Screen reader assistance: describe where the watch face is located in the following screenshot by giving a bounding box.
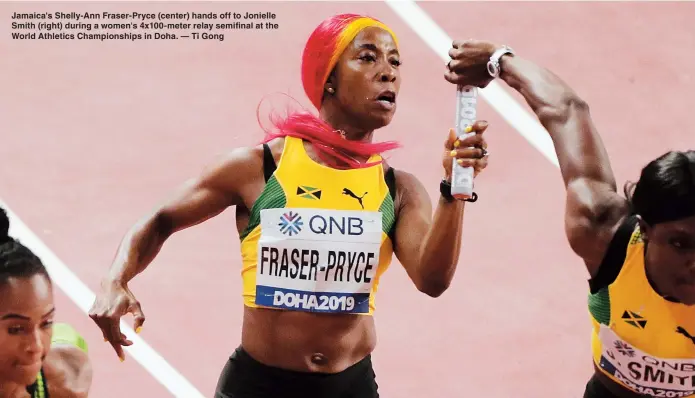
[487,61,498,76]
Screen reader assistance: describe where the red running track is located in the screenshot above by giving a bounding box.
[1,2,693,397]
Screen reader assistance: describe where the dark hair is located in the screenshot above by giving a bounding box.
[0,207,49,284]
[624,150,695,225]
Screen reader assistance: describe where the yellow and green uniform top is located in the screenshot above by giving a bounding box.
[26,323,88,398]
[239,136,397,315]
[588,216,695,396]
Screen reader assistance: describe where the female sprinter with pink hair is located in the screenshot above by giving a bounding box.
[88,13,490,397]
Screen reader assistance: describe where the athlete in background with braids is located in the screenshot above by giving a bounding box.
[88,13,490,398]
[445,39,695,397]
[0,207,92,398]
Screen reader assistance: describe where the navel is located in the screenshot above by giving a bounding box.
[310,352,327,365]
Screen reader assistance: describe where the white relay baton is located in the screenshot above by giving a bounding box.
[450,84,478,200]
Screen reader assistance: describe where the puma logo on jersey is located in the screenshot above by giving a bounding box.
[676,326,695,345]
[342,188,367,209]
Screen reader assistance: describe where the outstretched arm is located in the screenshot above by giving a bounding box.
[89,145,264,360]
[498,53,628,274]
[393,124,489,297]
[446,41,628,275]
[105,146,260,285]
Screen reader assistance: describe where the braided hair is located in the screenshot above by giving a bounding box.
[0,207,49,285]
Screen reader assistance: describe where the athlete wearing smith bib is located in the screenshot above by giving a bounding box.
[445,39,695,397]
[89,12,490,398]
[585,216,695,397]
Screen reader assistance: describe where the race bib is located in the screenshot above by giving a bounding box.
[255,208,383,314]
[598,324,695,397]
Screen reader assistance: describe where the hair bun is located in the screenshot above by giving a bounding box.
[0,207,11,244]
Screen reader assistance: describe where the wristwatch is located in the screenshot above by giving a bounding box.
[440,179,478,203]
[487,45,515,78]
[440,179,455,202]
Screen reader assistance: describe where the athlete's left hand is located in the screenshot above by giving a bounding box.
[442,120,490,180]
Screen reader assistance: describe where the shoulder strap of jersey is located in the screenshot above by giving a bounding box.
[262,143,277,183]
[26,368,48,398]
[588,214,639,294]
[384,166,396,201]
[384,166,397,240]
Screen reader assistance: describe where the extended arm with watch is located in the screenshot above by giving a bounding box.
[486,44,615,199]
[445,40,620,270]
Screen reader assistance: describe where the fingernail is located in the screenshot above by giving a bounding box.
[135,327,142,334]
[450,150,457,157]
[453,140,460,148]
[464,125,473,133]
[457,159,464,165]
[119,356,125,362]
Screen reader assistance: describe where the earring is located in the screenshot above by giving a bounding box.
[326,87,335,94]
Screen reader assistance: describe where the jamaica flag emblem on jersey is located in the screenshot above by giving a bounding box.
[297,186,322,200]
[621,310,647,329]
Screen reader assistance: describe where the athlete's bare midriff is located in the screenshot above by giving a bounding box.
[241,306,376,373]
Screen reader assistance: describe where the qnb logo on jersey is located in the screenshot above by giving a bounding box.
[278,211,303,236]
[308,214,364,236]
[613,340,635,358]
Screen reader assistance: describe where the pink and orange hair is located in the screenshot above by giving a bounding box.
[260,13,401,169]
[301,13,399,110]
